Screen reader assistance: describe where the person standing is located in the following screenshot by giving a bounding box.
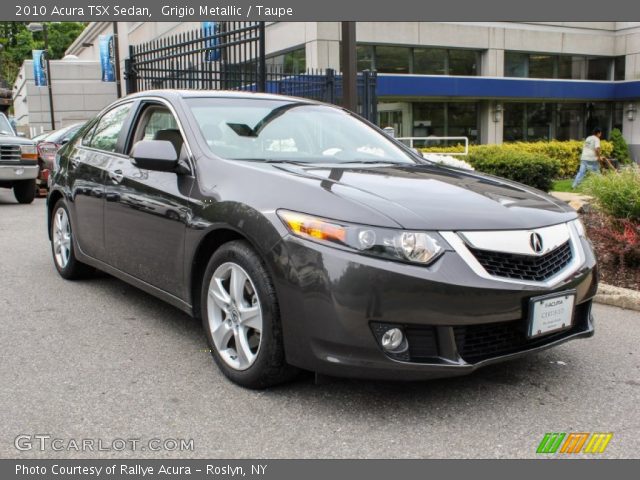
[572,127,603,189]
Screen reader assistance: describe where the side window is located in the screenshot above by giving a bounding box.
[142,109,178,140]
[88,103,132,153]
[81,122,97,147]
[130,105,184,158]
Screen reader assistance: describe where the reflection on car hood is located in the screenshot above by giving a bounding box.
[272,162,575,230]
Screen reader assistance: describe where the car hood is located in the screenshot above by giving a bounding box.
[0,134,35,146]
[268,162,576,231]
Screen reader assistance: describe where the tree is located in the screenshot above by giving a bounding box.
[609,128,631,165]
[0,22,86,87]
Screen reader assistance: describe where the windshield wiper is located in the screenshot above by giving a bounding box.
[337,160,409,165]
[235,158,312,165]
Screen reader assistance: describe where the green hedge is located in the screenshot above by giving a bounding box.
[467,149,561,192]
[582,167,640,221]
[421,140,613,178]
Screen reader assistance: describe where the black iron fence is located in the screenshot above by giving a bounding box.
[124,22,377,123]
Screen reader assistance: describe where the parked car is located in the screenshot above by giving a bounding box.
[47,91,598,388]
[0,112,38,204]
[34,123,83,194]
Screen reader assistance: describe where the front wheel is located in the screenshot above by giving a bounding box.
[50,200,92,279]
[13,179,36,204]
[201,240,298,389]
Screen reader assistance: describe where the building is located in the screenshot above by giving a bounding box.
[66,22,640,160]
[12,57,117,137]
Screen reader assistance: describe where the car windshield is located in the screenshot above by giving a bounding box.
[0,114,14,136]
[185,97,416,164]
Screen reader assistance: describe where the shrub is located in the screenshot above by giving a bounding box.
[609,128,631,164]
[582,166,640,221]
[421,140,613,178]
[467,150,561,192]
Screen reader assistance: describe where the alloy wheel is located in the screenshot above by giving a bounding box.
[53,207,72,269]
[207,262,263,371]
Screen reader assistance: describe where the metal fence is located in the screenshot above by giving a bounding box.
[124,22,378,122]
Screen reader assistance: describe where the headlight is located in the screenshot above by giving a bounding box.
[571,218,586,237]
[277,210,446,265]
[20,144,38,161]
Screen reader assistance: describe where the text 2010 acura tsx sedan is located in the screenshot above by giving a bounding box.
[47,91,597,388]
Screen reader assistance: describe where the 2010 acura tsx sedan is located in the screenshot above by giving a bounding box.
[47,90,597,388]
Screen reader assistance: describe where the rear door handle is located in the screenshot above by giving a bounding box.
[109,169,124,183]
[70,156,81,168]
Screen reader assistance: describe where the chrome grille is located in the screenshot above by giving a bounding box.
[468,241,573,282]
[0,144,21,161]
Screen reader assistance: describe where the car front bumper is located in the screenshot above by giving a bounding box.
[0,163,39,181]
[270,234,597,381]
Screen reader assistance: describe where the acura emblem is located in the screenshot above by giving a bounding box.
[530,232,543,254]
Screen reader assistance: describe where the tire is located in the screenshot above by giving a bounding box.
[201,240,298,389]
[13,179,36,204]
[50,199,93,279]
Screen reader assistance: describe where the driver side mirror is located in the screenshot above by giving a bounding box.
[131,140,179,172]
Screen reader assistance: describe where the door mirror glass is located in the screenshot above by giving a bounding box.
[131,140,178,172]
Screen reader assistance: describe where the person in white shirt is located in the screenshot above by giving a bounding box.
[572,127,603,189]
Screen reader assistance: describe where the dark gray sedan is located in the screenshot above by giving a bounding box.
[47,91,597,388]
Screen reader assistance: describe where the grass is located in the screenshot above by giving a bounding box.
[551,179,580,193]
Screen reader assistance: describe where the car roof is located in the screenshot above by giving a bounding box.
[123,89,327,105]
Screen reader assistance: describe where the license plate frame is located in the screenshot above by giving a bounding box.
[528,290,576,339]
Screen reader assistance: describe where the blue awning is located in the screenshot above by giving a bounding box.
[376,74,640,101]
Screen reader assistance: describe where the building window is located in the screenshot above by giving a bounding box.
[357,45,375,71]
[557,56,586,80]
[357,45,480,76]
[614,56,626,81]
[613,102,624,131]
[266,48,306,74]
[585,102,611,136]
[448,49,478,76]
[505,52,617,80]
[587,57,611,80]
[556,104,585,141]
[375,46,411,74]
[505,102,616,142]
[526,103,554,141]
[504,103,553,141]
[504,52,528,78]
[528,54,555,79]
[412,102,479,144]
[447,102,479,142]
[413,48,447,75]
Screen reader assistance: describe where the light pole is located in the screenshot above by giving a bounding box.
[27,22,55,130]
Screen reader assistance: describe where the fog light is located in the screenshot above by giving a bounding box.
[381,328,404,351]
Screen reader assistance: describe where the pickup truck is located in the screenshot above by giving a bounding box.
[0,113,39,204]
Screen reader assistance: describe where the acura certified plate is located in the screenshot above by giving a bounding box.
[528,291,575,339]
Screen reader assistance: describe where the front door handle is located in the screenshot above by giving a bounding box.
[69,156,81,168]
[109,169,124,184]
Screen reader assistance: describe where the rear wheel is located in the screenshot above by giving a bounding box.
[201,241,298,389]
[50,200,92,279]
[13,179,36,204]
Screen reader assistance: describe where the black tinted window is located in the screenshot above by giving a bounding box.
[89,103,132,153]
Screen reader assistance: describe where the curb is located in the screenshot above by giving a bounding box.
[594,283,640,312]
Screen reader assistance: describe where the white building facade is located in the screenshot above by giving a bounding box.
[65,21,640,159]
[12,58,117,137]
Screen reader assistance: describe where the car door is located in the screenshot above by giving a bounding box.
[104,100,195,298]
[66,102,133,261]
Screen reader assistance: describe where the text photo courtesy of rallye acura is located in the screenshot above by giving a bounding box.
[46,90,597,389]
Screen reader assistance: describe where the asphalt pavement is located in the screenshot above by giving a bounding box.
[1,190,639,458]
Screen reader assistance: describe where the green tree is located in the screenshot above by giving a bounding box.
[0,22,86,87]
[609,128,631,164]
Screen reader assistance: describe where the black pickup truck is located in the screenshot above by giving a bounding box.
[0,112,38,204]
